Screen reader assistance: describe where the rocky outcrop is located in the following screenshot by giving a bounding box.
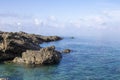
[0,31,62,62]
[62,49,71,53]
[13,46,62,65]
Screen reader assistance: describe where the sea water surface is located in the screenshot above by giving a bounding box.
[1,37,120,80]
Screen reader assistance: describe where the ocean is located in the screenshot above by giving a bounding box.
[1,37,120,80]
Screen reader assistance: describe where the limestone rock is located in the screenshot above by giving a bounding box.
[0,31,62,62]
[13,46,62,65]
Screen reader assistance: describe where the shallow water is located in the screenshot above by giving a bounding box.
[1,38,120,80]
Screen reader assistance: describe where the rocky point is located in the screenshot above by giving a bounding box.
[0,31,62,65]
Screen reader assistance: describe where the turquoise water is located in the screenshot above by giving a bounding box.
[1,38,120,80]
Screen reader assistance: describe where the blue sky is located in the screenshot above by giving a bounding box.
[0,0,119,19]
[0,0,120,39]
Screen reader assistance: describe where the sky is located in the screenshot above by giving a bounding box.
[0,0,120,40]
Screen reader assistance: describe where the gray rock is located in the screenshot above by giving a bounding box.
[0,31,62,62]
[62,49,71,53]
[13,46,62,65]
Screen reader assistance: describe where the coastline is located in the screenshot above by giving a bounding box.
[0,31,62,65]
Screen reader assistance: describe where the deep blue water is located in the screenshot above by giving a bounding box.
[1,38,120,80]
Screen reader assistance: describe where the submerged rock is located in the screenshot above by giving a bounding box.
[13,46,62,65]
[62,49,71,53]
[0,78,8,80]
[0,31,62,62]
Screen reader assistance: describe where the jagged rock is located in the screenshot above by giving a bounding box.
[13,46,62,65]
[0,31,62,62]
[62,49,71,53]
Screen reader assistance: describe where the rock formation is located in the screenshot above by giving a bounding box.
[62,49,71,53]
[13,46,62,65]
[0,31,62,63]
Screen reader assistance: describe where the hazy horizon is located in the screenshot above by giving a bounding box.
[0,0,120,41]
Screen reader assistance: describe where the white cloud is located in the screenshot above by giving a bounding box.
[34,18,43,26]
[17,22,21,26]
[103,10,120,17]
[48,16,56,21]
[0,10,120,37]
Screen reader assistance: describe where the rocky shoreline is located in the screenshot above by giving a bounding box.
[0,31,62,65]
